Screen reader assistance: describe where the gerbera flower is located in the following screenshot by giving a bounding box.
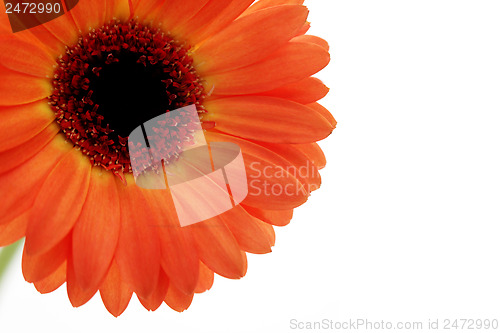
[0,0,335,316]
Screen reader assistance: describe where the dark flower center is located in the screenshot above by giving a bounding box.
[49,20,206,180]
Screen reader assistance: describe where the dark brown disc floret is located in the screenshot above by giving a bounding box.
[49,20,207,181]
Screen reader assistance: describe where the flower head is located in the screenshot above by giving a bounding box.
[0,0,335,316]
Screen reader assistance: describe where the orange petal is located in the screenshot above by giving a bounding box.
[67,0,106,33]
[0,101,55,152]
[204,96,333,143]
[128,0,140,8]
[0,211,29,246]
[188,0,254,46]
[307,102,337,127]
[144,190,200,295]
[194,261,214,293]
[257,77,329,104]
[33,261,67,294]
[0,36,56,77]
[0,124,58,175]
[205,131,309,209]
[0,1,11,33]
[291,34,329,51]
[138,269,169,311]
[66,254,99,307]
[128,0,141,13]
[105,0,132,22]
[221,206,274,254]
[155,0,209,33]
[165,283,194,312]
[30,29,66,56]
[242,0,304,16]
[0,65,51,106]
[131,0,164,23]
[256,141,322,192]
[35,15,79,54]
[255,218,276,246]
[242,205,294,227]
[172,0,233,39]
[22,235,71,283]
[25,149,92,255]
[206,41,330,95]
[114,176,161,299]
[292,142,327,170]
[0,135,72,226]
[195,5,307,74]
[99,260,133,317]
[188,216,247,279]
[72,167,120,291]
[297,21,310,36]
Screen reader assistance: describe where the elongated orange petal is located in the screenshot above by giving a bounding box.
[255,219,276,246]
[0,65,51,106]
[0,1,10,33]
[25,149,92,255]
[221,206,274,254]
[307,102,337,127]
[0,211,29,246]
[144,190,200,295]
[0,124,58,174]
[257,77,329,104]
[129,0,140,10]
[291,34,329,51]
[297,21,310,36]
[34,33,64,57]
[105,0,132,22]
[66,255,99,307]
[206,41,330,95]
[194,262,214,293]
[195,5,307,74]
[204,96,333,143]
[256,141,322,192]
[0,101,55,152]
[172,0,233,39]
[188,216,247,279]
[35,15,79,53]
[189,0,254,46]
[292,142,327,170]
[33,262,67,294]
[242,205,294,227]
[205,131,309,209]
[131,0,164,23]
[22,235,70,283]
[0,36,56,77]
[138,270,169,311]
[165,284,194,312]
[67,0,106,33]
[115,176,161,299]
[0,135,71,226]
[155,0,209,33]
[72,168,120,291]
[242,0,304,16]
[100,261,133,317]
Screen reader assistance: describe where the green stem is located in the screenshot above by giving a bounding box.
[0,240,22,285]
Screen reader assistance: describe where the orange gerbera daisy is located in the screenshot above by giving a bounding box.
[0,0,335,316]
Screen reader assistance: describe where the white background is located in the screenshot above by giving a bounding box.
[2,1,500,332]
